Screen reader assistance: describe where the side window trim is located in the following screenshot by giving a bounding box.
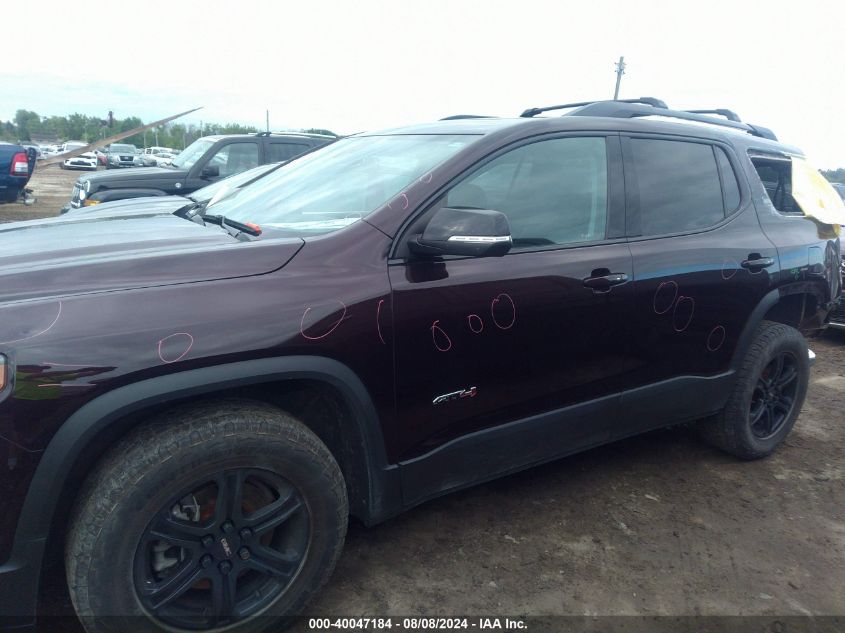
[390,132,625,261]
[621,133,749,241]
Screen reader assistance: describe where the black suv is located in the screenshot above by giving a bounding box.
[0,99,841,633]
[66,131,335,210]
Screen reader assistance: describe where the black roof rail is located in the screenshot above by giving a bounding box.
[520,97,668,118]
[564,101,778,142]
[685,108,742,122]
[440,114,494,120]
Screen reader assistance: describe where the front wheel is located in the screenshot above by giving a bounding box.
[66,399,348,633]
[699,320,809,459]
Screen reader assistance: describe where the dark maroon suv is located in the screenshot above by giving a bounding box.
[0,99,841,633]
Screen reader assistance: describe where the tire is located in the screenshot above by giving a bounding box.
[66,399,348,633]
[699,320,809,459]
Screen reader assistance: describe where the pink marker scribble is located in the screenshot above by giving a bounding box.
[706,326,726,352]
[467,314,484,334]
[491,293,516,330]
[300,300,347,341]
[431,320,452,352]
[157,332,194,364]
[652,281,678,315]
[672,296,695,333]
[720,259,739,280]
[0,301,63,345]
[419,172,433,184]
[387,193,409,211]
[376,299,386,345]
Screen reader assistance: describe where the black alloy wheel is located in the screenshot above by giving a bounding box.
[748,350,800,440]
[133,468,310,630]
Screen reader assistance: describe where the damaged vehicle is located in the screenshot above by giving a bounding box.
[0,99,841,633]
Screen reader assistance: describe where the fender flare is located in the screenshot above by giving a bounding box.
[13,356,400,552]
[730,282,828,371]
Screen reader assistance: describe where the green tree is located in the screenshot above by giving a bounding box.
[822,168,845,184]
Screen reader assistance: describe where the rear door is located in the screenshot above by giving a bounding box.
[389,134,639,491]
[619,134,777,435]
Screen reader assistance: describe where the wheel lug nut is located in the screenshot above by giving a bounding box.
[239,528,252,540]
[218,560,232,574]
[221,521,234,534]
[200,554,213,569]
[238,547,251,561]
[202,535,215,548]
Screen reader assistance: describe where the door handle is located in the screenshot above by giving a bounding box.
[582,272,629,292]
[741,256,775,271]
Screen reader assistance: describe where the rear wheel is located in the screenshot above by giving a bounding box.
[699,320,809,459]
[66,399,348,633]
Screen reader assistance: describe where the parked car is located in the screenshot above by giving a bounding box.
[61,151,98,171]
[105,143,141,169]
[1,99,842,633]
[68,132,334,209]
[62,160,284,215]
[0,141,34,202]
[141,146,177,166]
[829,183,845,330]
[58,140,88,156]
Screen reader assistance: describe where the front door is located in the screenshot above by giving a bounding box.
[389,134,640,498]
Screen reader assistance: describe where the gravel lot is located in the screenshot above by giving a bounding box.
[8,165,845,630]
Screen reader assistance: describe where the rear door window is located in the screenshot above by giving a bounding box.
[268,143,310,163]
[630,138,726,236]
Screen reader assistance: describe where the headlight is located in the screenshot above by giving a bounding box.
[79,188,86,200]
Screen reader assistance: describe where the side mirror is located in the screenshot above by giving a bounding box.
[408,207,512,258]
[201,164,220,179]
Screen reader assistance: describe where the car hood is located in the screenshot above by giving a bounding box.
[79,166,187,186]
[70,195,190,216]
[0,213,304,302]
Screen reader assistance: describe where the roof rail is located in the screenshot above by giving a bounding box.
[561,101,778,141]
[520,97,667,118]
[254,131,339,138]
[685,108,742,122]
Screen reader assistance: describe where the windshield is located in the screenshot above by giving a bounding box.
[171,139,214,169]
[110,144,135,153]
[209,134,474,236]
[192,162,283,203]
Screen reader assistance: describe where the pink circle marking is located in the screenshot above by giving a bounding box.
[376,299,386,345]
[653,281,678,315]
[706,325,726,351]
[0,301,63,345]
[300,300,347,341]
[721,259,738,280]
[491,293,516,330]
[157,332,194,364]
[431,320,452,352]
[467,314,484,334]
[672,296,695,332]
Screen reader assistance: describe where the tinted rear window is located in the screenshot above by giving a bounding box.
[631,138,725,236]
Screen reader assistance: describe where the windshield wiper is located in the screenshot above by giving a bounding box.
[202,213,262,241]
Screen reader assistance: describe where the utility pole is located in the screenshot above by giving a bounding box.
[613,56,626,100]
[266,110,270,133]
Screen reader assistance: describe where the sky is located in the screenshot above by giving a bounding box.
[2,0,844,167]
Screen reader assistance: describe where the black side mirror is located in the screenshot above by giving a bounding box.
[408,207,512,258]
[201,164,220,179]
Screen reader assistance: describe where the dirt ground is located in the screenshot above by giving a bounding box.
[10,165,845,629]
[0,163,86,223]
